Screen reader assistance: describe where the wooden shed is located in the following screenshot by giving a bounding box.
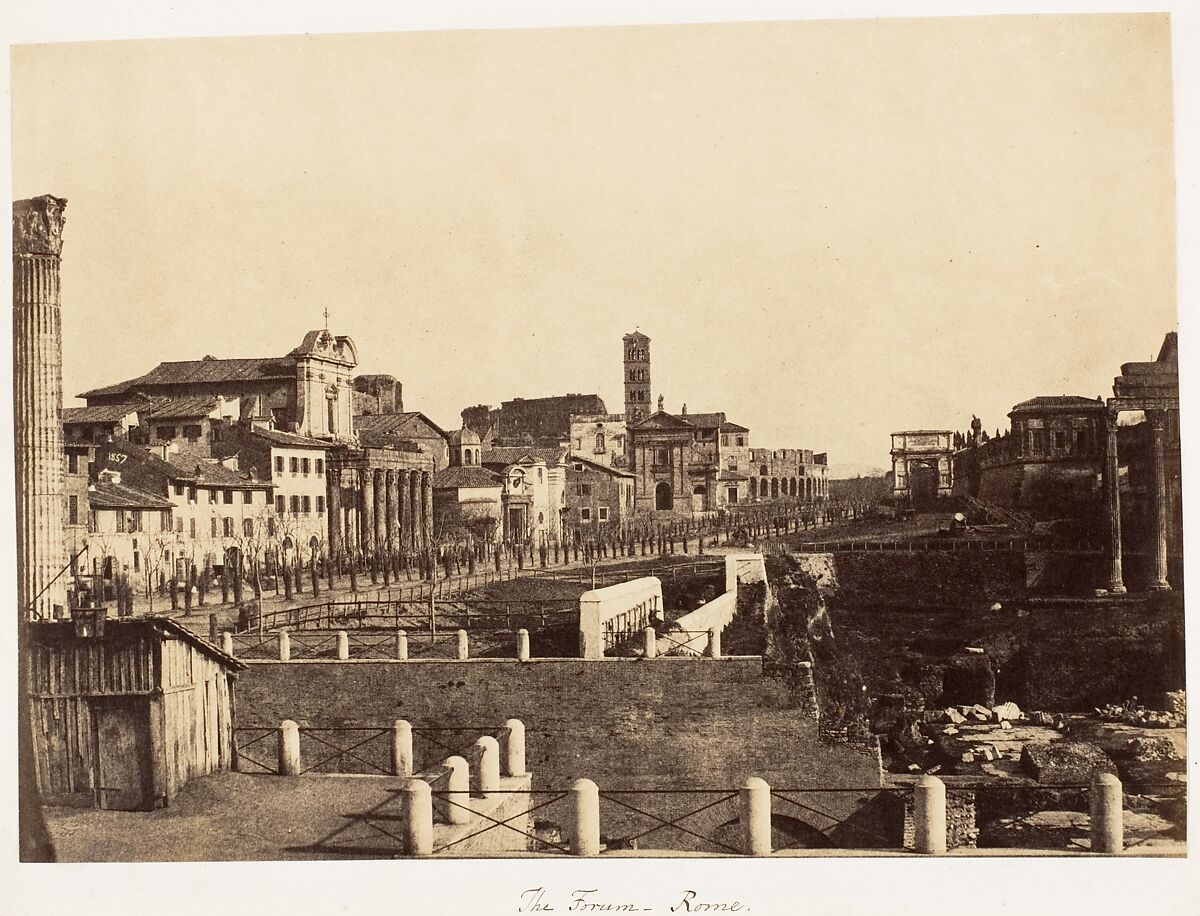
[26,615,246,810]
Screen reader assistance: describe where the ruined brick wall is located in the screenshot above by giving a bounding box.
[831,551,1027,602]
[236,657,891,849]
[903,789,978,849]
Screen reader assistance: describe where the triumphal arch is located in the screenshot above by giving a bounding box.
[890,430,954,503]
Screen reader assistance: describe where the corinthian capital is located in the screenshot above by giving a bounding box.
[13,195,68,257]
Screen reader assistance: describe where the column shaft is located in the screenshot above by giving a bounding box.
[1103,410,1126,594]
[1149,412,1171,590]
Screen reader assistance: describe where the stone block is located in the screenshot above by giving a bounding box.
[992,701,1022,722]
[1019,742,1116,785]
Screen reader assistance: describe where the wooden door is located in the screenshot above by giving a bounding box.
[93,700,150,810]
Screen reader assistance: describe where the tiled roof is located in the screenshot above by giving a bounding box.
[432,466,501,489]
[79,355,295,399]
[482,446,568,466]
[165,458,271,488]
[568,455,635,478]
[63,402,144,425]
[143,396,222,420]
[249,427,330,450]
[89,481,174,510]
[683,412,725,429]
[719,421,750,434]
[354,412,450,440]
[1011,395,1104,412]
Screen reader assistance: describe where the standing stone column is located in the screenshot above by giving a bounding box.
[385,469,398,561]
[1102,408,1126,595]
[14,195,68,619]
[327,466,343,561]
[409,471,420,549]
[374,469,387,554]
[422,471,433,548]
[360,468,374,554]
[397,469,410,552]
[1149,410,1171,591]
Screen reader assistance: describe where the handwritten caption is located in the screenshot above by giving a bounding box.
[519,887,749,913]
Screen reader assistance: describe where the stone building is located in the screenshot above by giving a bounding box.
[568,413,628,468]
[564,455,636,534]
[480,446,567,545]
[462,394,607,447]
[85,470,175,595]
[352,374,403,415]
[431,466,503,542]
[14,195,69,619]
[80,329,359,441]
[353,411,450,471]
[746,448,829,503]
[628,402,706,516]
[890,431,955,503]
[951,397,1105,514]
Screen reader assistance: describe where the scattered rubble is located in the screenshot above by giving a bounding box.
[1127,736,1180,762]
[1095,698,1182,729]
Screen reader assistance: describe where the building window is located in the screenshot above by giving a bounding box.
[655,448,669,466]
[67,452,78,474]
[67,495,78,525]
[116,511,127,534]
[737,437,745,447]
[131,510,143,532]
[316,495,325,515]
[276,495,286,514]
[133,551,140,572]
[595,432,605,453]
[188,487,197,504]
[581,508,591,521]
[223,517,235,538]
[189,518,196,538]
[156,425,177,440]
[302,495,312,514]
[573,462,584,471]
[211,517,219,538]
[291,495,301,514]
[223,489,234,504]
[243,518,254,538]
[243,490,253,504]
[275,456,285,474]
[174,483,184,497]
[184,424,202,442]
[578,483,591,496]
[1053,430,1067,451]
[290,457,300,475]
[161,511,170,532]
[727,458,737,471]
[315,458,324,476]
[598,506,609,522]
[537,468,543,483]
[302,457,311,476]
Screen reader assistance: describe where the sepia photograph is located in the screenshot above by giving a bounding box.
[4,2,1198,913]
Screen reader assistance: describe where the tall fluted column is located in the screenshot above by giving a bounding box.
[1149,411,1171,591]
[14,195,68,619]
[1102,409,1126,595]
[422,471,433,548]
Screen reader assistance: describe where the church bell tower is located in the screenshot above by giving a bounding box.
[623,331,652,424]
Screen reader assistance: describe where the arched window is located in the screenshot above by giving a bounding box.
[596,431,605,452]
[771,478,779,499]
[749,478,758,498]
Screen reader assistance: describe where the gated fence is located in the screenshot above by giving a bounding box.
[243,596,578,634]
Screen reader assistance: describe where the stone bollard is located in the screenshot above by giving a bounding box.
[475,736,500,798]
[569,777,601,856]
[401,778,433,856]
[1090,772,1123,854]
[456,629,469,660]
[392,719,413,777]
[444,755,471,825]
[706,627,722,659]
[336,630,350,661]
[502,718,527,777]
[914,775,947,854]
[278,720,301,776]
[221,630,234,657]
[516,628,531,662]
[740,776,771,856]
[395,629,409,660]
[643,627,657,659]
[277,630,291,662]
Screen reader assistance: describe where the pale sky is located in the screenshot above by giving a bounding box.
[11,14,1178,475]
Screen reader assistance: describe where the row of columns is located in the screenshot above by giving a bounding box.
[327,466,433,560]
[1102,409,1172,594]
